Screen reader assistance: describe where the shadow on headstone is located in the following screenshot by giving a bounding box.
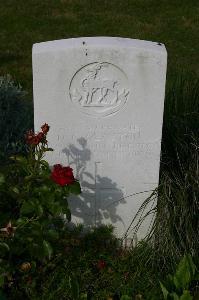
[62,137,125,228]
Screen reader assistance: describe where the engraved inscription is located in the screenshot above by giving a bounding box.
[69,62,129,116]
[53,124,161,164]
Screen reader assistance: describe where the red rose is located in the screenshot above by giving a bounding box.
[37,131,45,140]
[25,130,45,145]
[36,131,46,144]
[51,164,75,186]
[97,259,106,270]
[41,123,50,134]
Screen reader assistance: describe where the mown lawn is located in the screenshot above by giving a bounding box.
[0,0,199,97]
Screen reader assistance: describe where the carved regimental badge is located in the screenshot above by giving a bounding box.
[69,62,129,117]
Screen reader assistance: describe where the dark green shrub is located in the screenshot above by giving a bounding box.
[0,75,33,161]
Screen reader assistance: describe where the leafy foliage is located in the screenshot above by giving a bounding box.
[0,124,81,298]
[0,75,33,161]
[160,254,198,300]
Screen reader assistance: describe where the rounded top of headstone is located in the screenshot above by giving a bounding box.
[33,37,167,55]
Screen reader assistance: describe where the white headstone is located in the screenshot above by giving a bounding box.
[33,37,167,241]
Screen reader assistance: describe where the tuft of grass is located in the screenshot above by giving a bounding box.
[153,137,198,272]
[123,73,199,277]
[162,72,199,173]
[155,73,199,269]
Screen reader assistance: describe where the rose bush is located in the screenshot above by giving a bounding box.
[0,124,81,297]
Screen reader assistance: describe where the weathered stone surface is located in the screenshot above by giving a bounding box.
[33,37,167,241]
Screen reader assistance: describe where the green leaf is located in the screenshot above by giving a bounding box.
[16,217,28,226]
[21,201,43,217]
[186,254,196,279]
[47,229,59,241]
[12,155,27,164]
[40,160,50,168]
[43,240,53,260]
[179,290,193,300]
[48,202,63,215]
[69,181,81,195]
[12,187,19,194]
[160,281,169,299]
[174,255,194,289]
[43,148,53,152]
[21,201,35,215]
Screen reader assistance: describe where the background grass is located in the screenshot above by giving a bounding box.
[0,0,199,97]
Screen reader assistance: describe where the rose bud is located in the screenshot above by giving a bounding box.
[41,123,50,134]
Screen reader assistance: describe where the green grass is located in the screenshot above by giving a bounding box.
[0,0,199,97]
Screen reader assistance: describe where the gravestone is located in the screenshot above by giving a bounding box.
[33,37,167,242]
